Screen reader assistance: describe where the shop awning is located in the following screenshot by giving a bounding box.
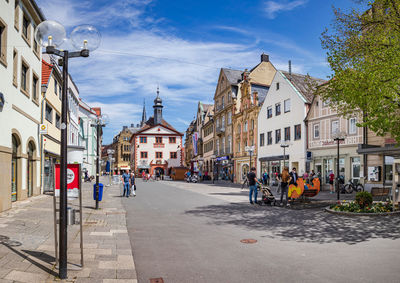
[357,144,400,157]
[259,155,289,162]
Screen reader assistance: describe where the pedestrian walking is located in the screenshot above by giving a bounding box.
[121,170,131,197]
[247,167,262,204]
[262,170,269,185]
[130,172,136,197]
[279,167,292,207]
[329,170,335,194]
[289,167,298,186]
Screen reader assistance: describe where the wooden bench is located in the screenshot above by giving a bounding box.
[371,187,390,201]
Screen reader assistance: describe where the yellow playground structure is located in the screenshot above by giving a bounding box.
[288,178,321,199]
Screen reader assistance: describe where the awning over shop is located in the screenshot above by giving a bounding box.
[357,144,400,158]
[259,155,289,162]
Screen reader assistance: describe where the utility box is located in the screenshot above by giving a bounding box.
[93,183,103,201]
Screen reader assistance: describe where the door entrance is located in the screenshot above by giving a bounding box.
[27,142,34,197]
[11,135,19,202]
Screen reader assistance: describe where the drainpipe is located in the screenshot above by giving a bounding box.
[40,87,47,195]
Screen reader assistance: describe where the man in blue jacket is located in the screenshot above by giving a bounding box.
[121,170,130,197]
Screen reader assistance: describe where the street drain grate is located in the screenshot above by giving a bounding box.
[240,239,257,244]
[150,278,164,283]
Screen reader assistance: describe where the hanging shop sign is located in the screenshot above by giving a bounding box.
[55,163,81,198]
[216,156,229,161]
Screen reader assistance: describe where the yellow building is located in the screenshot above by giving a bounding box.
[40,57,62,192]
[232,54,276,183]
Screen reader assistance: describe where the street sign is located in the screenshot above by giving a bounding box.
[39,124,48,134]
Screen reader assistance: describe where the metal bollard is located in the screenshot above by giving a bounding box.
[67,207,76,225]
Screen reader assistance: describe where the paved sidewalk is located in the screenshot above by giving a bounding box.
[0,177,137,283]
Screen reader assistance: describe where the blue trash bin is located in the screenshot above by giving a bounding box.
[93,183,103,201]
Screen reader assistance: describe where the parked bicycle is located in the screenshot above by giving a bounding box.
[344,179,364,193]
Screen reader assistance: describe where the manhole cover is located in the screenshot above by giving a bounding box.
[240,239,257,244]
[150,278,164,283]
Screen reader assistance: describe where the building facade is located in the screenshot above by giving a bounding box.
[0,0,44,211]
[78,99,99,176]
[305,93,363,188]
[40,57,62,192]
[201,104,214,179]
[257,70,323,180]
[184,119,195,169]
[112,126,134,174]
[213,68,242,181]
[233,54,276,183]
[132,90,183,176]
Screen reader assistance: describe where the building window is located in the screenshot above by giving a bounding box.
[0,18,7,67]
[221,96,224,109]
[32,74,38,102]
[227,111,232,125]
[349,118,357,134]
[267,106,272,118]
[14,1,19,30]
[275,129,281,144]
[13,49,18,86]
[275,103,281,116]
[284,99,291,113]
[294,124,301,140]
[22,14,30,45]
[284,127,290,141]
[169,137,176,143]
[313,124,320,139]
[260,133,265,147]
[237,124,241,134]
[140,152,148,159]
[54,79,58,95]
[221,115,225,127]
[276,82,280,90]
[170,152,177,159]
[244,121,248,132]
[45,103,53,122]
[155,137,162,143]
[21,60,29,94]
[156,152,163,159]
[331,120,339,136]
[251,119,254,130]
[323,98,330,107]
[55,113,60,129]
[267,131,272,145]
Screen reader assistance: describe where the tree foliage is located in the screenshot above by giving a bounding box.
[320,0,400,143]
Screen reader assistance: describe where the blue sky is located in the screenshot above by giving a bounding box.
[36,0,366,144]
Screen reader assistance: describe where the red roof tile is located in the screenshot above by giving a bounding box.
[41,60,53,86]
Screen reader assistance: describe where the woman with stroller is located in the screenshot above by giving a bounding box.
[279,167,292,207]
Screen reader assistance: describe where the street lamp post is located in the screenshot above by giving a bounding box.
[107,149,115,186]
[91,116,108,209]
[245,146,255,173]
[35,20,101,279]
[333,131,347,201]
[280,141,289,170]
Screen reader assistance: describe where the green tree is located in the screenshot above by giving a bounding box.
[320,0,400,143]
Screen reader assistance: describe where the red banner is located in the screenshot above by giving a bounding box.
[55,164,80,197]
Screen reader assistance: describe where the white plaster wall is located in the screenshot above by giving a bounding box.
[257,71,308,177]
[0,1,42,191]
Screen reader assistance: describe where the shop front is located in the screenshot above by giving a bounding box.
[215,156,233,182]
[310,146,363,189]
[43,151,60,193]
[259,155,289,181]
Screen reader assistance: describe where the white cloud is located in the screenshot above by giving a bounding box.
[264,0,308,19]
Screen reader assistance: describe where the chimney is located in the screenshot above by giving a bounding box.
[261,53,269,62]
[288,60,292,77]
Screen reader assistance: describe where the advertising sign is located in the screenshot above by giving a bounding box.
[192,132,198,156]
[216,156,229,161]
[55,164,80,198]
[39,124,48,134]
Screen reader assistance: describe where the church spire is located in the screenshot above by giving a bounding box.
[153,86,163,125]
[140,99,147,127]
